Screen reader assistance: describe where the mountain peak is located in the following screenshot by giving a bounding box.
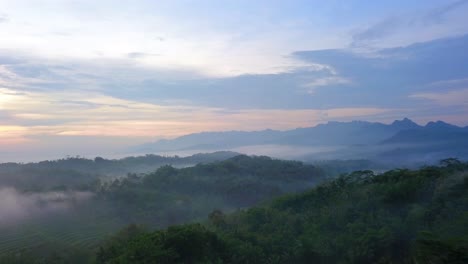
[425,121,458,129]
[391,118,419,129]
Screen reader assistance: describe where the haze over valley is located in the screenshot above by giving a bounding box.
[135,118,468,167]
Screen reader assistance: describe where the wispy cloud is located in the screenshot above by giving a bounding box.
[351,0,468,48]
[0,87,396,144]
[0,1,336,77]
[427,78,468,89]
[303,76,351,94]
[352,16,402,46]
[421,0,468,24]
[0,14,8,23]
[127,52,160,59]
[410,88,468,106]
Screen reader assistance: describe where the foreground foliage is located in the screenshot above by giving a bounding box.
[98,159,468,264]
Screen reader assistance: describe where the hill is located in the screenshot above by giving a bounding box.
[0,155,325,262]
[96,159,468,264]
[0,151,239,191]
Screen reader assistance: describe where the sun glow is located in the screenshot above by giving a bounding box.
[0,89,19,107]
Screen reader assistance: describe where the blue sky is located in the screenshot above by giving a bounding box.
[0,0,467,160]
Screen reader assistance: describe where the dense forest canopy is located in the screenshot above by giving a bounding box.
[96,158,468,264]
[0,151,239,191]
[1,157,466,263]
[0,154,325,262]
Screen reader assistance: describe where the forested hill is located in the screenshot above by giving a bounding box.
[97,159,468,264]
[97,155,326,226]
[0,151,239,191]
[0,155,326,263]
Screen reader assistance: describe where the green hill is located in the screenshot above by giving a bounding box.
[96,158,468,264]
[0,155,325,263]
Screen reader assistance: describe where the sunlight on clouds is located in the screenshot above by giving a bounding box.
[13,113,53,120]
[325,108,389,118]
[0,125,30,145]
[0,1,343,77]
[0,89,18,105]
[0,87,393,145]
[304,76,352,94]
[0,67,19,88]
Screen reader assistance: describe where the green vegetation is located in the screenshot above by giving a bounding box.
[310,159,388,176]
[96,159,468,264]
[0,155,325,262]
[0,152,239,191]
[96,155,325,227]
[1,156,466,263]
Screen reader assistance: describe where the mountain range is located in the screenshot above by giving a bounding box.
[134,118,468,166]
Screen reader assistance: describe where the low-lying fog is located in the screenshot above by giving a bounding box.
[0,188,93,225]
[132,143,446,166]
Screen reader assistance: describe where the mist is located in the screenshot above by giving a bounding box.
[0,187,93,225]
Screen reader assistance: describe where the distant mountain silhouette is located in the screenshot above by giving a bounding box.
[135,118,428,151]
[133,118,468,165]
[275,118,421,146]
[382,121,468,144]
[391,117,421,130]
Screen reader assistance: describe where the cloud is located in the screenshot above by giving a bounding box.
[0,79,406,161]
[0,127,30,146]
[1,34,467,122]
[409,88,468,106]
[351,0,468,48]
[421,0,468,24]
[352,16,402,45]
[127,52,160,59]
[303,76,351,94]
[0,50,334,109]
[427,78,468,89]
[0,0,361,78]
[0,14,8,23]
[0,30,466,154]
[294,34,468,108]
[0,87,395,138]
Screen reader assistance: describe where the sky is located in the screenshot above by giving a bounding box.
[0,0,468,161]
